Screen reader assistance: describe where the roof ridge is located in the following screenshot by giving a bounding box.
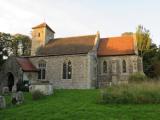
[54,34,96,39]
[32,22,46,28]
[102,35,133,39]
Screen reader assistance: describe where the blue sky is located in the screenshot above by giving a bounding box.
[0,0,159,45]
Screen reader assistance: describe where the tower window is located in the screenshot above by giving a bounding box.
[38,33,40,37]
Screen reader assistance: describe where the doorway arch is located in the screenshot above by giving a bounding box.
[7,72,14,91]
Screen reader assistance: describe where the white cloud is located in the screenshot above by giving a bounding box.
[0,0,159,45]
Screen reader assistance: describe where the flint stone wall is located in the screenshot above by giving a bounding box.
[98,55,143,87]
[29,54,95,89]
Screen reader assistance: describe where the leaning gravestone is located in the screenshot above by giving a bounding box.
[0,96,6,109]
[2,87,9,94]
[11,91,24,105]
[16,91,24,104]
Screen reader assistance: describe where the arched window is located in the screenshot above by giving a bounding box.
[38,61,46,80]
[103,61,107,73]
[63,62,67,79]
[62,61,72,79]
[42,69,46,79]
[68,61,72,79]
[122,60,126,73]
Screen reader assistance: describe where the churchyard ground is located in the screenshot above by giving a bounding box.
[0,89,160,120]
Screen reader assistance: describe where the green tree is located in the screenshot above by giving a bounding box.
[136,25,151,56]
[143,43,157,78]
[12,34,31,56]
[0,32,12,66]
[152,46,160,78]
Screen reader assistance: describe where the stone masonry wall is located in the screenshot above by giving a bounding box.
[0,57,23,92]
[98,55,143,87]
[31,27,46,56]
[29,54,93,89]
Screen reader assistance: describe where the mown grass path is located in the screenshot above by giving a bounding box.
[0,90,160,120]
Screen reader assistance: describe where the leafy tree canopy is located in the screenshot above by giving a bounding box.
[0,32,12,66]
[0,32,31,67]
[12,34,31,56]
[136,25,151,57]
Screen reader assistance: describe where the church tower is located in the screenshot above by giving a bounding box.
[31,22,55,56]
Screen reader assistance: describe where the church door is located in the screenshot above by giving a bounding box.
[8,73,14,91]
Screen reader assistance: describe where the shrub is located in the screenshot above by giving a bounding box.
[129,72,148,83]
[100,82,160,104]
[32,90,45,100]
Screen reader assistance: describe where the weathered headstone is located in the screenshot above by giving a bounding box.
[12,86,17,93]
[11,91,24,105]
[16,91,24,104]
[0,96,6,109]
[11,93,17,105]
[2,87,9,94]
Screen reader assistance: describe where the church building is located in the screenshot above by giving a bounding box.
[0,23,143,91]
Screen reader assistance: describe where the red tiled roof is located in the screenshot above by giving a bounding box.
[38,35,96,55]
[98,36,135,56]
[16,57,37,72]
[32,22,55,33]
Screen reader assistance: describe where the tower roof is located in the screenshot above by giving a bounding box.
[32,22,55,33]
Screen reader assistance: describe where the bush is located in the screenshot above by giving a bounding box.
[100,82,160,104]
[129,72,148,83]
[32,90,45,100]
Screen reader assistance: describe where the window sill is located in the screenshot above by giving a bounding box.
[61,79,72,80]
[101,73,109,75]
[37,80,49,83]
[121,73,128,75]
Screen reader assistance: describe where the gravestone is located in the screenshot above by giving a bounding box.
[11,93,17,105]
[16,91,24,104]
[11,91,24,105]
[2,87,9,94]
[12,86,17,93]
[0,96,6,109]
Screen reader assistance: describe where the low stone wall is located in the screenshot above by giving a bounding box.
[29,82,53,95]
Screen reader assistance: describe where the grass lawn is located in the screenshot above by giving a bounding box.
[0,89,160,120]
